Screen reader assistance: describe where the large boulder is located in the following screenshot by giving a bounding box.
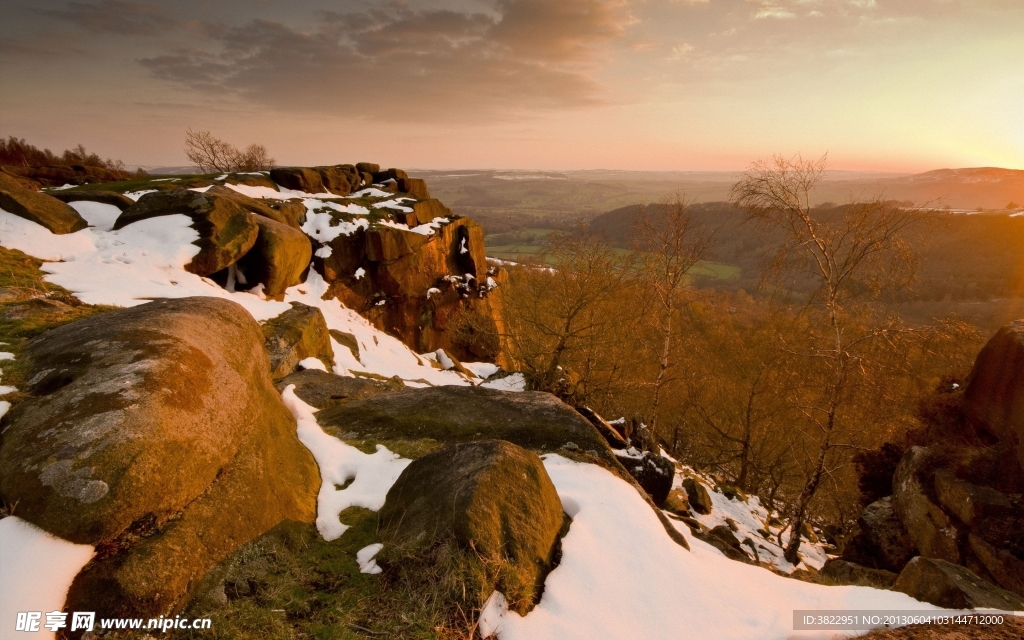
[0,171,88,234]
[113,189,259,276]
[262,302,334,379]
[892,446,961,563]
[378,440,565,613]
[236,215,312,298]
[683,477,714,515]
[316,166,353,197]
[0,297,319,617]
[893,557,1024,610]
[964,320,1024,470]
[620,451,675,506]
[934,469,1014,529]
[275,369,403,410]
[204,184,295,227]
[270,167,325,194]
[842,497,917,573]
[315,386,614,461]
[397,177,430,199]
[820,558,898,589]
[316,214,498,362]
[49,189,136,210]
[968,534,1024,598]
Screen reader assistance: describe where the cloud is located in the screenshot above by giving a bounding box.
[138,0,634,122]
[37,1,177,36]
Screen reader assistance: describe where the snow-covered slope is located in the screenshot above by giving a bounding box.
[0,186,936,640]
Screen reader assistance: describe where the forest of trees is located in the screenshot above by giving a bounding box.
[0,136,132,172]
[495,155,989,560]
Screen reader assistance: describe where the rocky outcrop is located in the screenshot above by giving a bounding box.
[684,477,714,515]
[262,302,334,379]
[49,189,136,210]
[0,297,319,618]
[2,163,136,187]
[275,369,403,410]
[0,172,88,234]
[378,440,565,613]
[313,196,503,363]
[965,320,1024,471]
[893,557,1024,610]
[892,446,961,564]
[270,167,326,194]
[842,497,917,573]
[316,385,689,550]
[820,558,898,588]
[620,451,675,506]
[114,189,259,276]
[236,215,312,298]
[204,184,297,228]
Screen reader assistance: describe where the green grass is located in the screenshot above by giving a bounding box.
[0,247,115,407]
[486,243,740,280]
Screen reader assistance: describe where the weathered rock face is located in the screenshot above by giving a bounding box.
[576,406,629,449]
[820,558,898,589]
[49,189,136,210]
[663,488,690,516]
[275,369,403,410]
[0,172,89,234]
[316,386,613,460]
[270,167,326,194]
[314,203,503,363]
[965,319,1024,472]
[683,477,714,515]
[2,163,135,187]
[378,440,565,613]
[842,497,917,573]
[262,302,334,379]
[204,184,296,228]
[893,557,1024,610]
[892,447,961,564]
[620,452,675,506]
[114,189,259,276]
[237,216,312,298]
[0,297,319,617]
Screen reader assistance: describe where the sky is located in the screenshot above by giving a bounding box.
[1,0,1022,172]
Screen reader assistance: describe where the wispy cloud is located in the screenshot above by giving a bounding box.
[138,0,635,122]
[37,0,177,36]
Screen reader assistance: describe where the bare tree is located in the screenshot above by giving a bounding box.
[499,227,639,401]
[633,195,712,439]
[732,153,923,564]
[184,129,275,173]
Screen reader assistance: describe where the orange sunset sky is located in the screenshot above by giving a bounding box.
[1,0,1022,172]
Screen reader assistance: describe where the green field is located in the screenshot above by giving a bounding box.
[486,230,740,280]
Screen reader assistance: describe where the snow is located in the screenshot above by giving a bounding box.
[435,349,455,370]
[372,199,414,213]
[0,209,476,386]
[297,357,328,372]
[463,362,501,379]
[0,401,9,420]
[669,467,828,573]
[67,200,121,231]
[356,543,384,575]
[354,267,365,280]
[46,184,76,191]
[0,517,95,640]
[301,210,369,243]
[314,245,333,258]
[0,352,13,361]
[281,386,412,541]
[479,455,936,640]
[123,189,157,201]
[426,287,441,298]
[481,372,526,392]
[304,199,369,216]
